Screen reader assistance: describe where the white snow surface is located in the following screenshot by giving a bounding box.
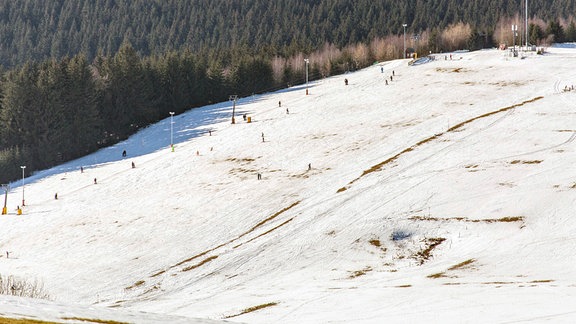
[1,47,576,323]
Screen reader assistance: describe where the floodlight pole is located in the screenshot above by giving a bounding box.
[1,184,8,215]
[402,24,408,58]
[229,95,238,124]
[413,34,420,57]
[304,58,309,95]
[524,0,528,50]
[169,112,175,151]
[20,166,26,206]
[512,24,517,53]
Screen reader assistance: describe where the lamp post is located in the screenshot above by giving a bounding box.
[524,0,528,51]
[304,58,309,95]
[512,24,518,55]
[169,112,175,151]
[1,184,8,215]
[402,24,408,58]
[229,95,238,124]
[20,166,25,206]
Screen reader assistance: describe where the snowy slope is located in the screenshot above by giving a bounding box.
[1,46,576,323]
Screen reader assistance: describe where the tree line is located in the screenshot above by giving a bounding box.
[0,0,575,68]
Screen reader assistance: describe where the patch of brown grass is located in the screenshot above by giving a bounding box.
[234,218,294,248]
[225,302,278,319]
[0,319,60,324]
[349,267,373,278]
[510,160,542,164]
[427,272,447,279]
[150,201,300,278]
[369,239,381,247]
[448,96,543,133]
[182,255,218,272]
[409,215,524,223]
[226,157,256,163]
[125,280,145,290]
[338,97,544,193]
[413,238,446,265]
[448,259,476,271]
[428,259,477,279]
[61,318,128,324]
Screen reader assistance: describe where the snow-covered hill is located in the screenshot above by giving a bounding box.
[1,46,576,323]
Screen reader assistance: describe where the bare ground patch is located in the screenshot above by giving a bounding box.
[60,318,128,324]
[224,302,279,319]
[412,237,446,265]
[509,160,542,165]
[349,266,373,278]
[436,67,470,73]
[337,97,544,193]
[409,215,524,223]
[144,201,299,281]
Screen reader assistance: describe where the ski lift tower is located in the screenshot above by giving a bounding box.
[1,184,8,215]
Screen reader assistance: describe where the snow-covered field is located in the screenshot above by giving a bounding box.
[1,46,576,323]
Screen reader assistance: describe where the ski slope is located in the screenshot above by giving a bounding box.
[1,46,576,323]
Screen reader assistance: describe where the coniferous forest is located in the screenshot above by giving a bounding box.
[1,0,575,183]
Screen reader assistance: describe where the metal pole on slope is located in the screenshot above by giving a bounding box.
[1,184,8,215]
[169,112,175,152]
[403,24,408,58]
[229,95,238,124]
[524,0,528,50]
[20,166,26,206]
[512,24,517,56]
[304,58,309,95]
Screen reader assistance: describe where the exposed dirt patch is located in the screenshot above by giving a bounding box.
[448,259,476,271]
[149,201,300,278]
[61,318,128,324]
[410,215,524,223]
[349,266,373,278]
[369,239,381,247]
[413,238,446,265]
[182,255,218,272]
[226,157,256,163]
[436,67,469,73]
[337,97,544,193]
[509,160,542,165]
[125,280,145,290]
[488,81,527,87]
[225,302,279,319]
